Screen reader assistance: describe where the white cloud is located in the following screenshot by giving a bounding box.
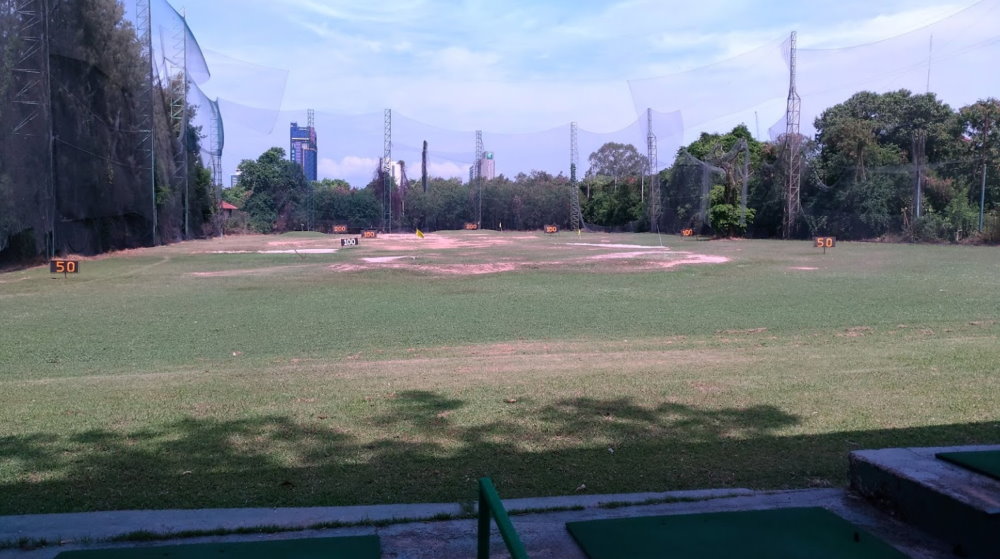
[797,3,972,49]
[319,156,380,182]
[424,161,468,180]
[272,0,427,25]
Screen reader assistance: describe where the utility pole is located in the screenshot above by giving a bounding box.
[980,114,991,231]
[913,130,926,220]
[422,140,428,193]
[980,164,987,232]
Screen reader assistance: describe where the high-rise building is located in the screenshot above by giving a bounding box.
[290,113,317,182]
[478,151,495,180]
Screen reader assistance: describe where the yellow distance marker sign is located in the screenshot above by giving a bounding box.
[814,236,836,253]
[362,230,378,239]
[50,259,79,274]
[544,225,558,234]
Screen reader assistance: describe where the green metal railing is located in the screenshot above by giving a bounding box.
[477,477,530,559]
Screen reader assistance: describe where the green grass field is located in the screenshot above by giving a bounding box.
[1,231,998,515]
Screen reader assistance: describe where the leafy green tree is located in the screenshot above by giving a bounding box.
[237,147,310,233]
[956,99,1000,218]
[586,142,647,193]
[811,90,958,239]
[313,179,379,230]
[662,125,760,236]
[404,177,473,231]
[708,185,755,237]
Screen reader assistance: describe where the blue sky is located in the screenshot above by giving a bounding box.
[157,0,996,186]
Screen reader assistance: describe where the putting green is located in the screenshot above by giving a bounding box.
[53,535,380,558]
[936,450,1000,482]
[566,507,907,559]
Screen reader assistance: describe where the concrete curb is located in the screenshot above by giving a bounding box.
[0,488,754,546]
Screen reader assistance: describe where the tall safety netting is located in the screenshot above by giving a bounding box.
[0,0,231,261]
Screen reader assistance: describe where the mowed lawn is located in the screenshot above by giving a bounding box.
[0,231,998,515]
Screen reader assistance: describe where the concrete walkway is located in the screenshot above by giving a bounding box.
[0,488,953,558]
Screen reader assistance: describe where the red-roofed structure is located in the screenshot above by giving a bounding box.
[219,201,238,219]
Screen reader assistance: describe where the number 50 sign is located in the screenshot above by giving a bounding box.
[50,259,79,274]
[814,237,836,253]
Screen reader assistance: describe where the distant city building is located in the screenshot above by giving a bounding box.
[230,171,241,187]
[478,151,495,180]
[378,158,404,185]
[290,118,317,182]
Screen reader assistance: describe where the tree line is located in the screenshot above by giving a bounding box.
[228,90,998,243]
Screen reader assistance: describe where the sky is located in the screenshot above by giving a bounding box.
[145,0,999,187]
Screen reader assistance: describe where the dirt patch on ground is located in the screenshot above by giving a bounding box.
[170,232,732,277]
[363,256,412,263]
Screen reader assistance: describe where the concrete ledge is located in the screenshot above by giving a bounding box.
[1,488,951,559]
[850,445,1000,558]
[0,489,754,547]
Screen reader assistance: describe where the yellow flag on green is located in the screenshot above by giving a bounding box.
[416,229,424,238]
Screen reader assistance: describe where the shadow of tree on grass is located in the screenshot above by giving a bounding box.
[0,392,996,515]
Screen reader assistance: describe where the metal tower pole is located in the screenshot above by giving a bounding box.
[569,122,582,232]
[167,10,189,238]
[475,130,483,226]
[647,109,659,230]
[383,109,392,232]
[12,0,55,257]
[136,0,157,245]
[181,10,188,239]
[570,122,579,184]
[307,108,316,182]
[209,98,223,235]
[783,31,802,239]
